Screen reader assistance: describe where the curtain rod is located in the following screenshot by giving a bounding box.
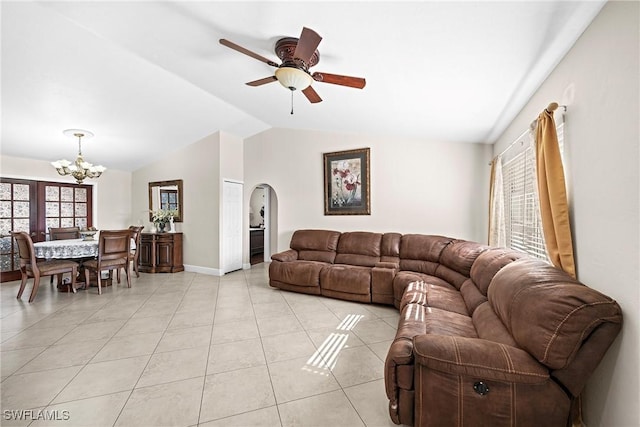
[490,102,566,165]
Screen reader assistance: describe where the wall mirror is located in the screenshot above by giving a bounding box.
[149,179,183,222]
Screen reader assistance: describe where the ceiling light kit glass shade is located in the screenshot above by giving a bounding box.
[51,129,106,184]
[275,67,313,91]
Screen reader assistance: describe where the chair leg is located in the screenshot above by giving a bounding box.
[84,268,91,292]
[17,272,28,299]
[133,256,140,278]
[125,263,131,289]
[70,266,77,293]
[97,269,102,295]
[28,274,41,303]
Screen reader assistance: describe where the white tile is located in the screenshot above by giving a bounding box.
[278,390,365,427]
[198,406,281,427]
[344,379,397,427]
[211,318,259,344]
[53,355,149,403]
[1,366,82,409]
[115,377,203,427]
[92,332,163,362]
[16,339,108,374]
[269,356,341,403]
[207,337,265,374]
[200,365,275,422]
[261,331,316,363]
[155,325,212,353]
[31,391,130,427]
[137,346,208,388]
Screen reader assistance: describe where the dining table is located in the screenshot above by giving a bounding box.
[33,237,136,290]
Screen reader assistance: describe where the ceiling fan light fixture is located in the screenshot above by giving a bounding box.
[275,67,313,91]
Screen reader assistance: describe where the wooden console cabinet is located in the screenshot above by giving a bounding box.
[139,232,184,273]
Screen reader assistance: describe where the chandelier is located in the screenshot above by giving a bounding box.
[51,129,106,184]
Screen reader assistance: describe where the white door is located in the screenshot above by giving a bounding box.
[222,180,243,274]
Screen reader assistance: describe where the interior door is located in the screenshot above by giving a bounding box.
[222,180,243,274]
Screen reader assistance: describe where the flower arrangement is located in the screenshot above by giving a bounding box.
[150,209,177,232]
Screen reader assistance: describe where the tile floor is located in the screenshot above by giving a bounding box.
[0,263,400,427]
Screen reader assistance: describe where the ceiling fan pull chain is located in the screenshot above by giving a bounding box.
[290,89,294,115]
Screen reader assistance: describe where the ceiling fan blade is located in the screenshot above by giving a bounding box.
[219,39,279,67]
[294,27,322,65]
[246,76,278,87]
[312,72,366,89]
[302,86,322,103]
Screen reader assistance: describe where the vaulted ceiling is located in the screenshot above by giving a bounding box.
[1,1,605,171]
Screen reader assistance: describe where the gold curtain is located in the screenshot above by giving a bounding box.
[535,108,576,278]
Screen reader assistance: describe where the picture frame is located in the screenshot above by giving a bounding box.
[323,147,370,215]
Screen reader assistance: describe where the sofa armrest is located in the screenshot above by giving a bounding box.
[413,335,549,384]
[271,249,299,262]
[375,261,399,269]
[372,262,399,305]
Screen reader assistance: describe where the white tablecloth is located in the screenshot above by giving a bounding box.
[34,239,98,259]
[33,238,135,259]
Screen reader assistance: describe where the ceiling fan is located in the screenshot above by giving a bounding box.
[219,27,366,109]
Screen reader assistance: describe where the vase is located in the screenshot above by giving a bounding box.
[156,222,166,233]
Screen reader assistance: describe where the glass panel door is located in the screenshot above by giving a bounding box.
[38,182,92,239]
[0,179,37,282]
[0,179,93,282]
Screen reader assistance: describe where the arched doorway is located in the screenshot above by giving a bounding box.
[248,184,278,265]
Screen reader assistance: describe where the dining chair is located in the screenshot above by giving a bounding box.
[128,225,144,278]
[49,226,81,240]
[12,232,79,303]
[48,226,81,285]
[83,229,131,295]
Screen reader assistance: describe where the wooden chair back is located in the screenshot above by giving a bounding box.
[49,227,80,241]
[12,231,37,272]
[98,229,131,262]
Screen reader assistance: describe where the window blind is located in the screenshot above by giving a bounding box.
[500,115,564,261]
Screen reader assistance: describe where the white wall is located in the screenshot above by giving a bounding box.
[244,127,492,253]
[131,133,221,272]
[493,2,639,426]
[1,155,132,230]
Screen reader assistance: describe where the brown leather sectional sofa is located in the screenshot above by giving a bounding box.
[269,229,623,427]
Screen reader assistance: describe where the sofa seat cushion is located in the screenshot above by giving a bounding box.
[269,260,328,288]
[392,271,454,308]
[320,264,372,295]
[399,279,469,316]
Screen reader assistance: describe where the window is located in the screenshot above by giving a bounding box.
[499,117,564,261]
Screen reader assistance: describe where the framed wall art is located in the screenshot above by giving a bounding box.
[323,147,370,215]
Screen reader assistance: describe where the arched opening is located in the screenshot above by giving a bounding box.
[248,184,278,265]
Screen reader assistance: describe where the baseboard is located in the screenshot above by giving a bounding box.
[183,264,222,276]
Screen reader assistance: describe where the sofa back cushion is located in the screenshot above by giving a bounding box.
[488,259,623,369]
[335,232,382,267]
[399,235,452,275]
[290,229,340,263]
[381,233,402,264]
[470,248,525,296]
[435,240,490,289]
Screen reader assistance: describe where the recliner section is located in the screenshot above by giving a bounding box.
[268,229,623,427]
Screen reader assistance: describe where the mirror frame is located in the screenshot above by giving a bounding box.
[149,179,183,222]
